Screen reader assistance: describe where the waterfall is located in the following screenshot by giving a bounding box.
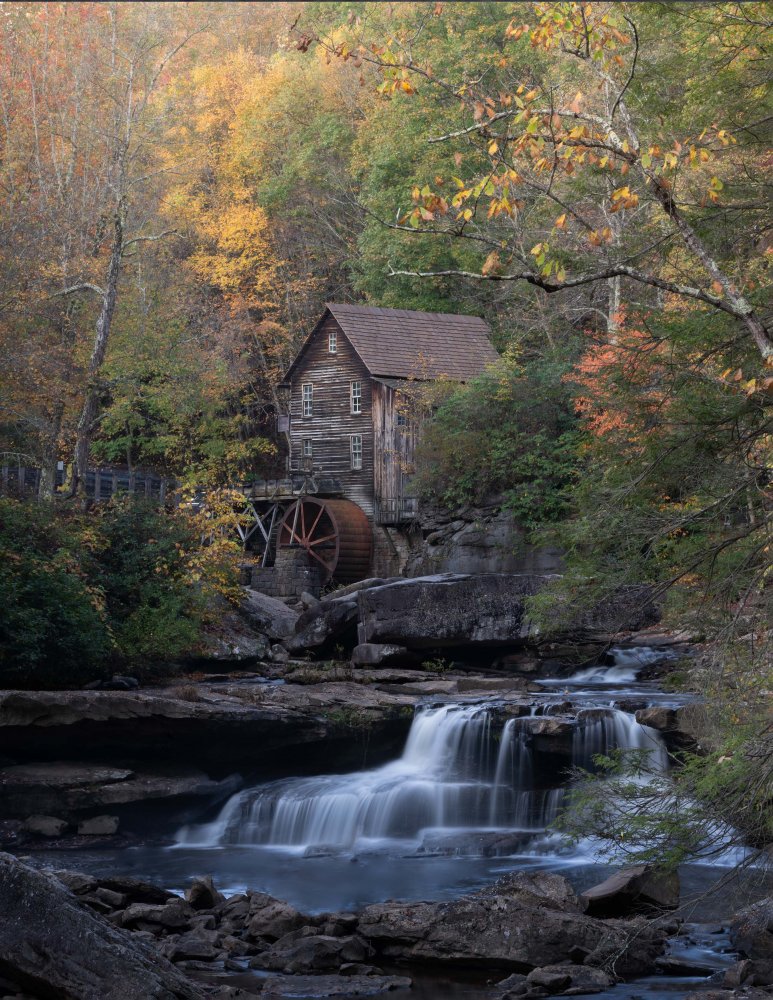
[572,708,669,775]
[176,703,668,853]
[567,646,674,684]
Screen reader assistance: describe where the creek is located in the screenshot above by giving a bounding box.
[27,646,765,999]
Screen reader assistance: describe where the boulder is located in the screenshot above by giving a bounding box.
[258,930,371,974]
[580,865,679,917]
[358,574,543,649]
[357,872,664,974]
[527,965,613,995]
[358,574,658,651]
[122,898,195,931]
[161,930,221,963]
[261,974,412,997]
[634,707,677,732]
[0,852,206,999]
[723,958,773,988]
[242,588,300,639]
[77,814,119,836]
[22,813,68,837]
[247,892,309,942]
[186,875,225,911]
[730,895,773,960]
[285,599,359,655]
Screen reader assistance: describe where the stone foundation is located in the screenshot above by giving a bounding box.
[251,547,321,599]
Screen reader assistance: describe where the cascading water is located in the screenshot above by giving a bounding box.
[572,708,670,774]
[566,646,674,684]
[177,703,668,855]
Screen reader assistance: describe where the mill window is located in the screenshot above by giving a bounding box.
[328,330,337,353]
[302,438,313,458]
[350,434,363,470]
[350,380,362,414]
[302,383,313,417]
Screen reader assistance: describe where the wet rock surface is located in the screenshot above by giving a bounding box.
[0,852,206,999]
[580,865,680,917]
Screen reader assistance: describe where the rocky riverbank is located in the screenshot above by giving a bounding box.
[0,853,670,999]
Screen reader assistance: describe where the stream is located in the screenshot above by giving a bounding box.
[27,646,767,999]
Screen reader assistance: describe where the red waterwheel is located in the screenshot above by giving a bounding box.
[277,498,371,584]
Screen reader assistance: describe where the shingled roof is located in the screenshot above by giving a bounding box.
[282,303,498,383]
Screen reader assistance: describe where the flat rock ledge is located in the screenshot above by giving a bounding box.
[0,857,672,1000]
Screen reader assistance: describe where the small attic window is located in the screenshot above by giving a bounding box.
[328,330,337,354]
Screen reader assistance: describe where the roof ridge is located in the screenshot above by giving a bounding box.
[325,301,489,325]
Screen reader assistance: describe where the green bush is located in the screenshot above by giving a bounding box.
[412,353,581,530]
[0,497,219,688]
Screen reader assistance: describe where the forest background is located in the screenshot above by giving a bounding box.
[0,0,769,826]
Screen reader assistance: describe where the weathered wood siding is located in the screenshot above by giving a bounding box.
[372,382,419,504]
[288,316,375,516]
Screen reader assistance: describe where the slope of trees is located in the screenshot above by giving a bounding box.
[0,3,769,714]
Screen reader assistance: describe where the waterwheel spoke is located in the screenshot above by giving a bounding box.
[307,531,337,548]
[307,546,336,572]
[308,505,325,539]
[300,501,307,541]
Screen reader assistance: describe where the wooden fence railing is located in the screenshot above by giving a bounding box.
[0,462,174,502]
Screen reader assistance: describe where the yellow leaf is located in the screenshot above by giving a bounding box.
[488,141,499,155]
[555,213,567,228]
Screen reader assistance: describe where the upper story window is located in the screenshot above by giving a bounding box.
[328,330,337,354]
[302,383,313,417]
[397,412,408,427]
[350,434,363,470]
[350,380,362,414]
[302,438,313,458]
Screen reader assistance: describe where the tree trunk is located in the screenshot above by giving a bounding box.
[71,203,125,497]
[37,399,65,501]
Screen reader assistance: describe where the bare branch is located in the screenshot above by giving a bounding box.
[122,229,178,250]
[387,263,747,318]
[51,283,106,299]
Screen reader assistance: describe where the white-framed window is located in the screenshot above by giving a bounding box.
[350,380,362,414]
[350,434,363,470]
[302,438,313,458]
[328,330,337,353]
[302,383,313,417]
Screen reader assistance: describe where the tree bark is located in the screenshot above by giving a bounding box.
[70,203,125,497]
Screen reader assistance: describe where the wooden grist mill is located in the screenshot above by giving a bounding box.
[240,302,497,596]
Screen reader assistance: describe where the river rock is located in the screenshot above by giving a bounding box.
[580,865,680,917]
[730,895,773,960]
[261,974,412,997]
[258,930,372,974]
[186,874,225,911]
[22,813,68,837]
[634,707,677,732]
[241,588,300,639]
[247,891,309,941]
[527,964,614,995]
[0,852,206,999]
[122,898,195,931]
[357,871,663,974]
[77,814,119,835]
[285,599,359,655]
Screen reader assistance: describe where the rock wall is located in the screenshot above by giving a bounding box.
[373,498,563,579]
